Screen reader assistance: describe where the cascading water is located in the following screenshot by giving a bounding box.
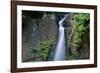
[54,15,68,61]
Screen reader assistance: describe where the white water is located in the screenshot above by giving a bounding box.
[54,15,68,61]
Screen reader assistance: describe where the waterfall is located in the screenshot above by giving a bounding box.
[54,15,68,61]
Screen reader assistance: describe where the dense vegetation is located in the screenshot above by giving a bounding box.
[68,13,90,59]
[29,40,55,61]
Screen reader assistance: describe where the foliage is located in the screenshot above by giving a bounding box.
[67,13,90,59]
[71,13,90,48]
[29,40,54,61]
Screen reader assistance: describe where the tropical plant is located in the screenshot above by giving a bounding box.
[68,13,90,59]
[29,39,54,61]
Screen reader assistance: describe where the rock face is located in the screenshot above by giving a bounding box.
[22,11,58,62]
